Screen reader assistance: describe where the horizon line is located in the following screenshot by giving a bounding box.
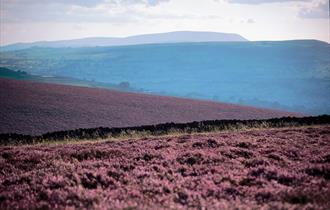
[1,30,329,47]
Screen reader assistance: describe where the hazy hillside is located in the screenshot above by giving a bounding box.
[0,67,139,92]
[0,31,247,51]
[1,40,329,114]
[0,78,297,135]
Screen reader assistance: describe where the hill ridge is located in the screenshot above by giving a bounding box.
[0,31,248,51]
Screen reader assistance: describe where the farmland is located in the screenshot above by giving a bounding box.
[1,125,329,209]
[0,78,298,135]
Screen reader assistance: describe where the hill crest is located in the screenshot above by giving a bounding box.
[0,31,248,51]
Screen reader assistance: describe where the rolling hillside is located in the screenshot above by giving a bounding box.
[1,40,329,114]
[0,78,298,135]
[0,67,139,92]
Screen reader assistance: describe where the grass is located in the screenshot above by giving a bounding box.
[1,115,329,146]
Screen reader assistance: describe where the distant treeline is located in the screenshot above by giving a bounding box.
[1,115,329,145]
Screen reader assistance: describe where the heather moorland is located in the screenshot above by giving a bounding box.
[1,126,329,209]
[1,1,330,209]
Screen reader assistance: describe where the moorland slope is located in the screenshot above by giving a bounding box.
[1,126,329,209]
[0,78,298,135]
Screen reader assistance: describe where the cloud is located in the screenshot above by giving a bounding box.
[247,18,255,23]
[239,18,256,24]
[1,0,105,7]
[1,0,169,7]
[118,0,170,6]
[224,0,310,4]
[0,0,171,23]
[1,0,329,45]
[52,0,104,7]
[299,1,329,18]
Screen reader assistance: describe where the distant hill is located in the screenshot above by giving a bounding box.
[0,78,297,135]
[0,31,248,51]
[1,40,328,115]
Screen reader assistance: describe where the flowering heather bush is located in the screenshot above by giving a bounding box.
[1,126,330,209]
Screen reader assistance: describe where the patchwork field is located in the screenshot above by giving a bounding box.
[0,78,298,135]
[1,126,329,209]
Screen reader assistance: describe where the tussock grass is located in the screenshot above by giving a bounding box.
[1,115,329,146]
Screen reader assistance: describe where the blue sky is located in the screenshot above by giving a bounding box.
[0,0,329,45]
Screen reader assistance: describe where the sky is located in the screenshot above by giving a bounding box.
[0,0,329,45]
